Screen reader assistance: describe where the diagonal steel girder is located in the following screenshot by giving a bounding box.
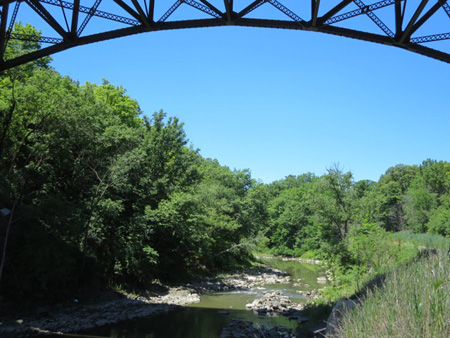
[77,0,102,36]
[0,0,449,72]
[352,0,395,37]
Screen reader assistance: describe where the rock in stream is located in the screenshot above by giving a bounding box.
[245,291,308,321]
[221,319,295,338]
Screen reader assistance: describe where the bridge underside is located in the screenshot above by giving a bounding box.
[0,0,449,71]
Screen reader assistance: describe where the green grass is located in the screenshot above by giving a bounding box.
[336,251,450,337]
[300,250,320,259]
[318,235,420,303]
[391,231,450,251]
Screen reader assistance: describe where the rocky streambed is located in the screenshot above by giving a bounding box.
[245,291,307,319]
[0,257,331,337]
[0,287,199,337]
[188,267,292,292]
[220,319,296,338]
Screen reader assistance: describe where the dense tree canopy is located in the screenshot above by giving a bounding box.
[0,24,448,306]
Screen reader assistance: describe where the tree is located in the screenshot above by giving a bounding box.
[310,166,356,241]
[265,182,318,255]
[372,164,420,232]
[427,206,450,236]
[403,177,437,233]
[84,79,143,128]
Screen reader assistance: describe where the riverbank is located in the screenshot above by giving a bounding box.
[333,242,450,337]
[0,266,299,337]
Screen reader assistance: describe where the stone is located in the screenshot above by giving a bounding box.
[220,319,295,338]
[316,277,327,283]
[326,299,359,336]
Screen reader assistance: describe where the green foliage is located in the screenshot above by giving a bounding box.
[310,166,356,241]
[1,24,449,311]
[427,207,450,236]
[84,79,143,128]
[263,176,321,256]
[3,22,52,73]
[146,167,259,279]
[347,223,388,270]
[374,163,420,231]
[260,160,450,302]
[403,177,437,233]
[0,25,264,301]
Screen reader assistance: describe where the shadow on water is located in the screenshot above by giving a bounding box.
[63,257,329,338]
[79,306,303,338]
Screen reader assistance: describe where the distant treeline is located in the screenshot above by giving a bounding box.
[0,24,449,304]
[262,159,450,258]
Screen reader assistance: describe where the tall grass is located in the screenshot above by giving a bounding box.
[336,251,450,337]
[391,231,450,251]
[319,233,420,303]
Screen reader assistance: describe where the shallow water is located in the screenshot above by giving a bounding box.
[80,257,327,337]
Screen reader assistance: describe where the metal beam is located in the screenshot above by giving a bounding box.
[131,0,151,27]
[352,0,394,37]
[394,0,403,37]
[71,0,80,36]
[7,1,19,34]
[77,0,102,36]
[58,0,70,32]
[408,0,445,38]
[41,0,141,26]
[0,3,9,61]
[0,18,227,70]
[184,0,223,19]
[325,0,397,25]
[198,0,223,18]
[159,0,182,22]
[399,0,428,43]
[411,32,450,42]
[236,17,450,63]
[318,0,352,25]
[224,0,235,22]
[26,0,70,40]
[9,32,63,44]
[268,0,305,26]
[235,0,265,21]
[2,1,19,57]
[113,0,142,23]
[149,0,155,22]
[443,2,450,18]
[0,0,448,71]
[311,0,320,27]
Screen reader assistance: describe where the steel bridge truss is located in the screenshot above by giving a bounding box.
[0,0,449,70]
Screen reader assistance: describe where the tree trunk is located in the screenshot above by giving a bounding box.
[0,201,16,286]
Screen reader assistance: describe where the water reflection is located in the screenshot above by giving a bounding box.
[80,257,327,338]
[86,307,300,338]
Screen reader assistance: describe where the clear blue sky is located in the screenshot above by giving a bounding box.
[23,2,450,183]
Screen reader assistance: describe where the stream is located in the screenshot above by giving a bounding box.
[81,257,328,337]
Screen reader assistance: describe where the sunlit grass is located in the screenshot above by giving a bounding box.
[336,251,450,337]
[391,231,450,251]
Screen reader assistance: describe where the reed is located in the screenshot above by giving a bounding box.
[336,251,450,337]
[391,231,450,251]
